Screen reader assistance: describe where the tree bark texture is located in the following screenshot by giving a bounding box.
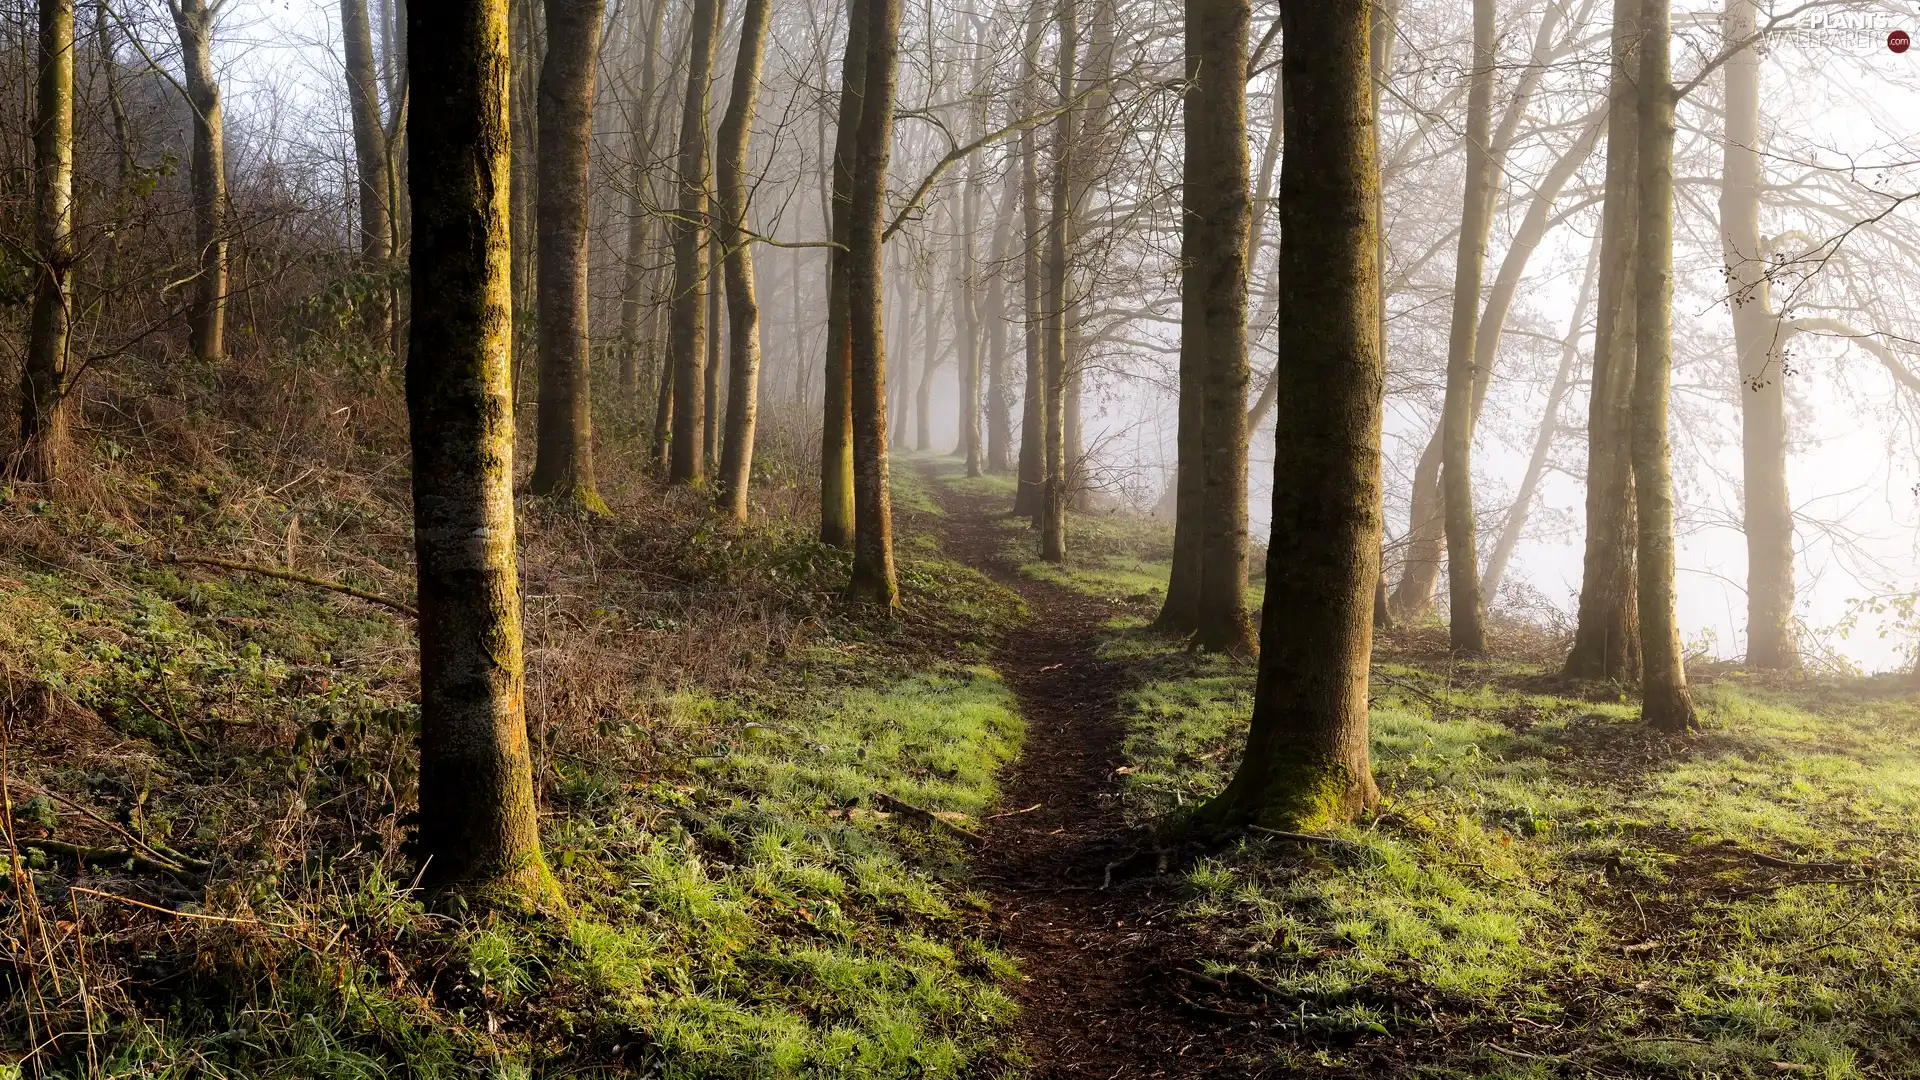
[1439,0,1495,655]
[819,0,868,545]
[1187,0,1251,651]
[619,0,668,407]
[847,0,900,607]
[1039,0,1077,564]
[529,0,606,510]
[1564,0,1644,682]
[172,0,227,365]
[1631,0,1696,731]
[667,0,720,482]
[716,0,770,523]
[1204,0,1381,831]
[1721,0,1796,670]
[406,0,560,907]
[14,0,73,483]
[1013,1,1045,520]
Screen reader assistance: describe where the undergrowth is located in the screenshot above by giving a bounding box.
[0,367,1026,1078]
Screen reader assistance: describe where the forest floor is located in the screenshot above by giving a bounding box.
[932,468,1272,1079]
[9,391,1920,1079]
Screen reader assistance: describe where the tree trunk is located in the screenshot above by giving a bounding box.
[528,0,606,511]
[1203,0,1381,831]
[847,0,900,607]
[915,284,937,452]
[1040,0,1077,564]
[1013,1,1045,519]
[716,0,770,523]
[957,154,983,476]
[1188,0,1251,651]
[407,0,560,907]
[1631,0,1696,731]
[343,0,393,345]
[667,0,720,483]
[1564,0,1643,683]
[1721,0,1796,670]
[705,231,724,466]
[819,0,868,546]
[619,0,668,407]
[508,0,538,327]
[1439,0,1495,655]
[1482,234,1600,598]
[985,169,1016,473]
[14,0,73,483]
[171,0,227,365]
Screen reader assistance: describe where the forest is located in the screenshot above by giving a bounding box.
[3,0,1920,1075]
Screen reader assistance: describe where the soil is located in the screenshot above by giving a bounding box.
[931,476,1280,1080]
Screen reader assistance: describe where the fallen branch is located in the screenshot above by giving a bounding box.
[18,837,198,883]
[873,792,985,847]
[1247,825,1363,851]
[164,552,417,618]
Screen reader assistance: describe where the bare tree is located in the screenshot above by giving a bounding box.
[169,0,228,365]
[13,0,74,482]
[716,0,772,522]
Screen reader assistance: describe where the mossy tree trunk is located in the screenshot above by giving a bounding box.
[1039,0,1076,565]
[1438,0,1495,655]
[343,0,393,346]
[847,0,900,607]
[704,232,724,467]
[819,0,868,546]
[1564,0,1643,683]
[667,0,720,483]
[716,0,770,523]
[528,0,607,512]
[406,0,561,908]
[170,0,227,365]
[1187,0,1251,651]
[14,0,74,483]
[1202,0,1382,832]
[1721,0,1796,670]
[1631,0,1696,732]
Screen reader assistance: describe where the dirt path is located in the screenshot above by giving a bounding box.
[931,477,1273,1080]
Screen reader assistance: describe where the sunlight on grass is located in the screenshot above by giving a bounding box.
[1111,628,1920,1077]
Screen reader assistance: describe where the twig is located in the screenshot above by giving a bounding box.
[68,886,291,930]
[15,783,207,872]
[163,552,417,618]
[873,792,985,847]
[986,803,1042,820]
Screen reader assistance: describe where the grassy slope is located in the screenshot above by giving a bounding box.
[956,475,1920,1080]
[0,439,1027,1077]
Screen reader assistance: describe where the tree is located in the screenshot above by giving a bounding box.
[1012,0,1045,520]
[14,0,74,483]
[529,0,608,511]
[1564,0,1643,682]
[343,0,394,346]
[1631,0,1696,731]
[1202,0,1381,830]
[619,0,670,407]
[984,169,1017,474]
[716,0,772,523]
[1721,0,1796,669]
[1438,0,1495,655]
[170,0,228,365]
[819,0,869,546]
[407,0,561,907]
[1185,0,1252,651]
[847,0,901,606]
[668,0,722,483]
[1040,0,1078,565]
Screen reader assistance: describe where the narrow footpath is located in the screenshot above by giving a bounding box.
[931,474,1276,1079]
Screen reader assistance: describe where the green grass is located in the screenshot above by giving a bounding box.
[1106,629,1920,1077]
[0,462,1027,1080]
